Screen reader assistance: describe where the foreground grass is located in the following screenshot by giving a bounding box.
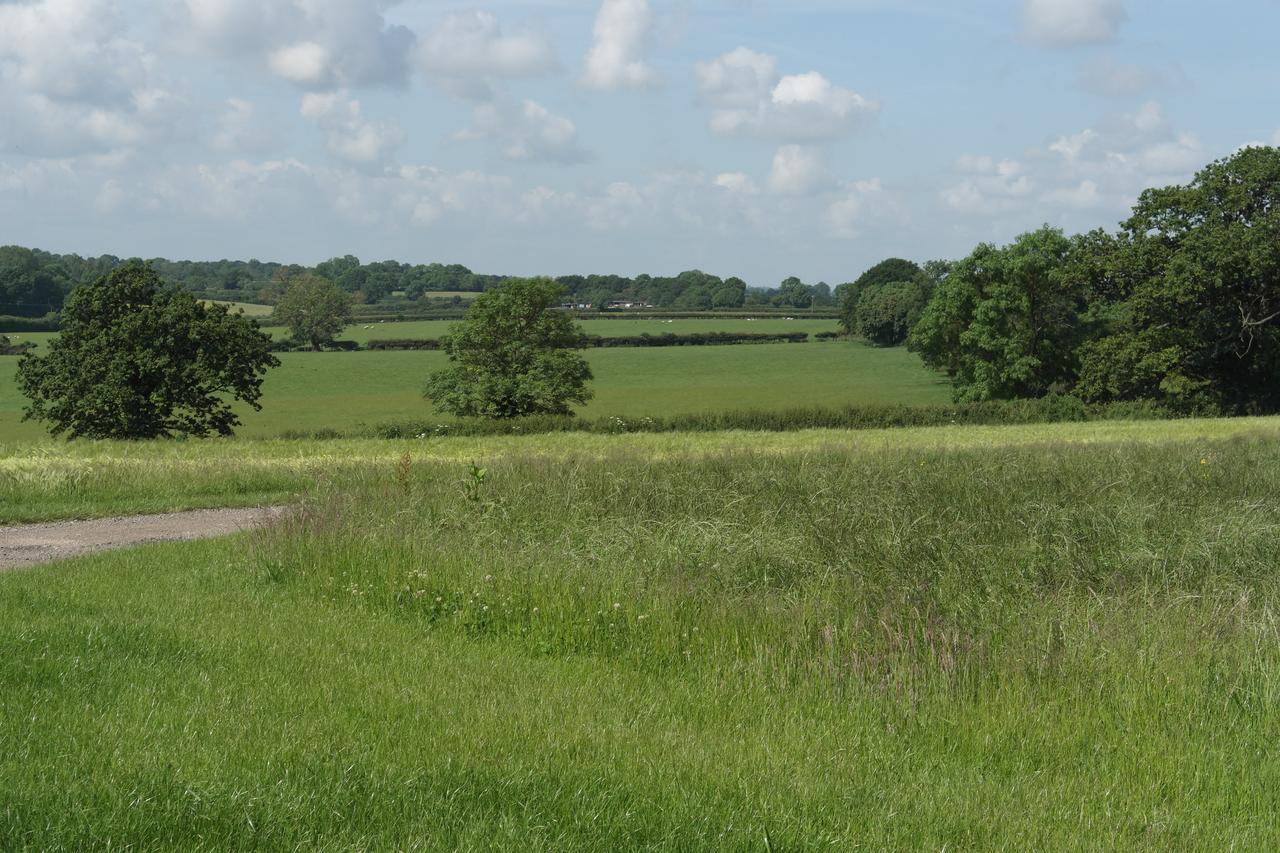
[5,417,1280,523]
[4,430,1280,847]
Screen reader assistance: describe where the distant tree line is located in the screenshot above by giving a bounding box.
[1,244,847,321]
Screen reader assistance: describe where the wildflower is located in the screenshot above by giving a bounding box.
[1200,458,1209,465]
[613,603,621,610]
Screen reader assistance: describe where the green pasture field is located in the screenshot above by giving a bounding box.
[414,290,478,300]
[2,316,840,351]
[0,329,55,351]
[263,315,843,343]
[4,420,1280,847]
[1,340,946,441]
[0,312,839,350]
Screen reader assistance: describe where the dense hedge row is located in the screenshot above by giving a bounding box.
[589,331,808,347]
[575,310,842,321]
[344,331,815,351]
[365,338,444,351]
[269,340,361,353]
[0,313,60,332]
[367,395,1176,439]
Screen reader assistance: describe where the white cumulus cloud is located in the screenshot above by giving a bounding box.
[300,92,402,167]
[769,145,828,195]
[941,157,1034,213]
[827,179,886,238]
[420,12,557,81]
[582,0,658,90]
[269,41,332,87]
[1021,0,1127,47]
[180,0,416,90]
[0,0,180,156]
[460,99,588,165]
[714,172,759,195]
[697,48,878,140]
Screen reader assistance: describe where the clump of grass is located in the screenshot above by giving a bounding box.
[253,436,1280,700]
[372,394,1177,439]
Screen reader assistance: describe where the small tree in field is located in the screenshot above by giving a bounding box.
[273,272,352,350]
[17,261,279,439]
[425,277,593,418]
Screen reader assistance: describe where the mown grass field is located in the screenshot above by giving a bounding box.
[4,420,1280,847]
[2,316,840,353]
[267,315,842,344]
[1,339,946,441]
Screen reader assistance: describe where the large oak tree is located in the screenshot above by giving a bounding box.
[18,262,278,438]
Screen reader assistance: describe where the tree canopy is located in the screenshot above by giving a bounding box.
[17,262,278,438]
[853,280,928,347]
[909,227,1086,401]
[424,278,594,418]
[1074,146,1280,413]
[273,273,353,350]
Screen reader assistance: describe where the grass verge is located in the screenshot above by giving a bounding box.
[5,416,1280,523]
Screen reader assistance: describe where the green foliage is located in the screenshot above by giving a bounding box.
[774,276,814,308]
[1075,147,1280,413]
[425,278,594,418]
[810,281,834,307]
[838,258,927,334]
[16,262,278,439]
[853,280,927,346]
[0,313,61,333]
[712,277,747,308]
[0,246,68,317]
[272,273,353,350]
[910,227,1087,401]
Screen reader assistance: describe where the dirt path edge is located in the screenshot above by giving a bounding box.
[0,506,287,572]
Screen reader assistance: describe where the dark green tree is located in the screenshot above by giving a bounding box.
[774,276,813,308]
[909,227,1086,401]
[273,273,353,350]
[17,261,278,438]
[425,278,594,418]
[712,277,747,308]
[1074,146,1280,413]
[854,281,927,346]
[839,258,924,333]
[0,245,66,317]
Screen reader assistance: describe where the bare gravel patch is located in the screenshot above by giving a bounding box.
[0,506,285,571]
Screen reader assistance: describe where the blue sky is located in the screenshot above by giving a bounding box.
[1,0,1277,286]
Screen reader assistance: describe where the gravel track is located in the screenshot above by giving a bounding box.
[0,506,286,571]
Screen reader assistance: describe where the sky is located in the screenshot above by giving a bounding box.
[1,0,1278,286]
